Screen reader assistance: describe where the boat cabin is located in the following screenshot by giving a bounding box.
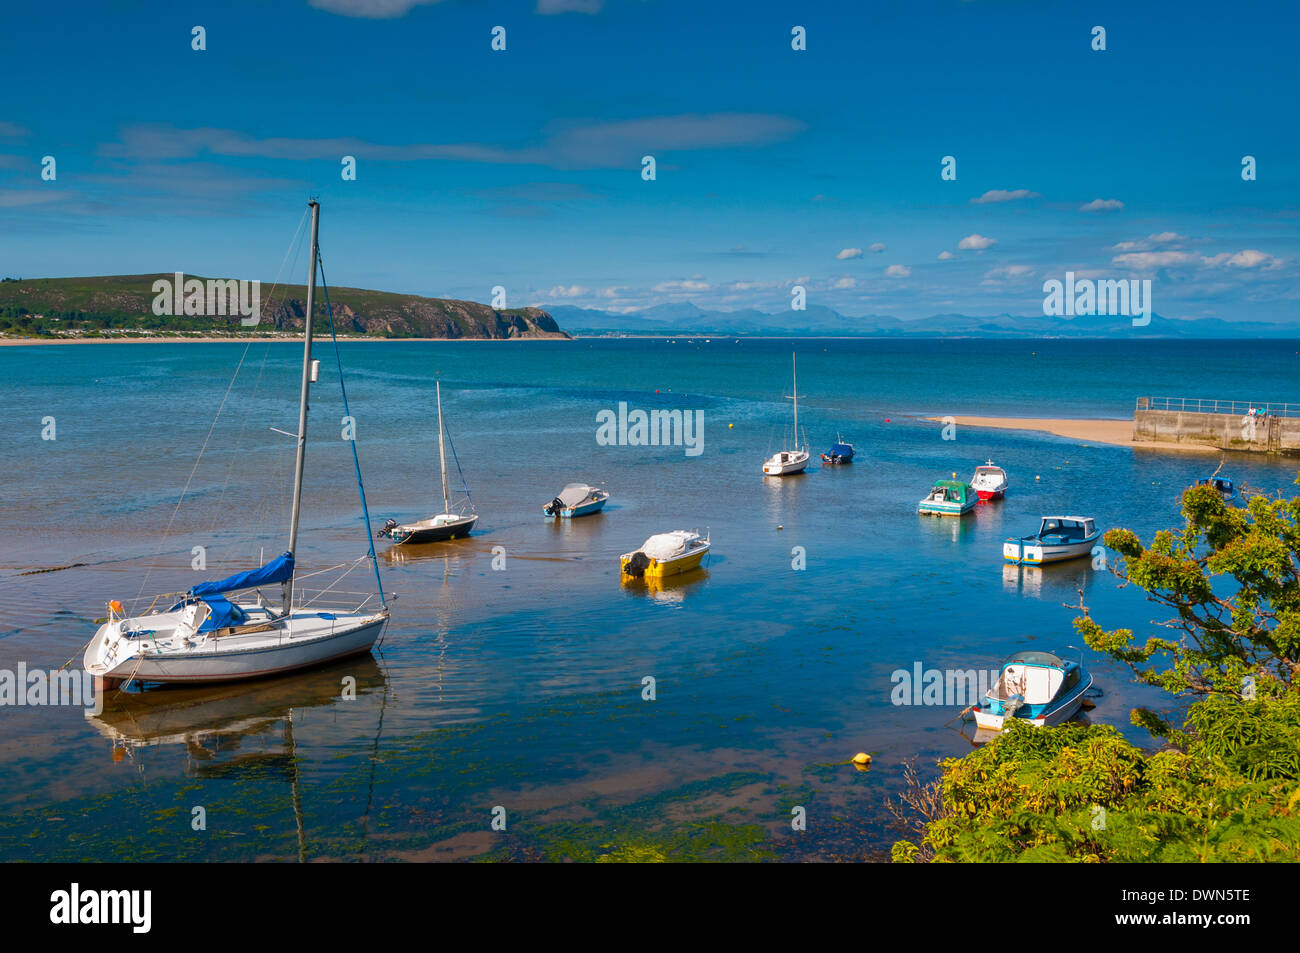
[1199,477,1236,499]
[1036,516,1095,543]
[927,480,971,505]
[990,651,1079,705]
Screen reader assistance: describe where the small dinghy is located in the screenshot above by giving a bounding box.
[620,530,710,579]
[820,435,855,465]
[918,479,976,516]
[970,460,1008,500]
[543,483,609,518]
[1003,516,1100,565]
[973,650,1092,730]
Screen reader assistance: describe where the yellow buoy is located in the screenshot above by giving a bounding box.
[728,422,734,429]
[852,752,872,765]
[777,524,783,531]
[1035,475,1040,481]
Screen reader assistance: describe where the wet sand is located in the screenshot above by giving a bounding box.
[921,415,1217,453]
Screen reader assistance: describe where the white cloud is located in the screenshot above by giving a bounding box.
[971,188,1039,204]
[537,0,604,12]
[1080,198,1124,212]
[836,247,863,260]
[308,0,445,18]
[1112,232,1191,252]
[885,264,911,278]
[957,233,996,251]
[1202,249,1277,269]
[937,251,955,261]
[868,242,887,253]
[985,265,1034,279]
[652,279,711,293]
[105,113,806,171]
[545,285,591,298]
[1112,251,1200,269]
[832,277,857,289]
[1112,248,1280,271]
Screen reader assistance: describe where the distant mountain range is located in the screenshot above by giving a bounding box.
[0,275,568,340]
[547,303,1299,338]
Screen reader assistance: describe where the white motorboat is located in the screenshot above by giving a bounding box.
[1003,516,1101,565]
[762,352,810,475]
[84,201,389,690]
[970,460,1008,500]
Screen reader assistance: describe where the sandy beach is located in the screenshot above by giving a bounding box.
[922,415,1218,453]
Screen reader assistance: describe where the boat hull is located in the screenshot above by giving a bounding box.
[763,453,809,475]
[975,488,1005,501]
[544,497,608,518]
[1003,533,1100,565]
[974,673,1092,730]
[620,546,709,579]
[85,613,388,687]
[918,501,975,516]
[390,514,478,544]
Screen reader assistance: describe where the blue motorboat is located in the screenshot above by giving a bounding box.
[1198,476,1237,502]
[820,434,855,465]
[974,650,1093,730]
[543,483,610,518]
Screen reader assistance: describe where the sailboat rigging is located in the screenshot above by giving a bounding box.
[377,379,479,545]
[762,352,811,476]
[83,200,390,690]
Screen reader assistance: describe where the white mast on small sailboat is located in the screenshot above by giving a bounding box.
[436,379,450,516]
[283,199,320,613]
[784,351,805,451]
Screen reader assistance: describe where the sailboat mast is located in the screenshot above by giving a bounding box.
[284,200,319,610]
[791,352,799,449]
[437,380,450,514]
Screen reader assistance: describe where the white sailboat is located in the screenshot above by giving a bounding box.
[377,379,478,544]
[84,201,390,690]
[762,352,810,475]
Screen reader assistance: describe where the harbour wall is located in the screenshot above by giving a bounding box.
[1133,409,1300,454]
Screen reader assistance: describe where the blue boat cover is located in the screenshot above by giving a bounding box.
[190,551,294,597]
[829,443,854,457]
[197,594,245,631]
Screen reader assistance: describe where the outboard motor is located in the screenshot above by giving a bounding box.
[624,551,651,578]
[377,518,398,539]
[543,497,563,517]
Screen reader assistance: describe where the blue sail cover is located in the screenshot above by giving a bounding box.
[198,594,245,631]
[190,552,294,597]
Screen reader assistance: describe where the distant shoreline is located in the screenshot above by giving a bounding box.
[0,334,569,346]
[921,414,1219,454]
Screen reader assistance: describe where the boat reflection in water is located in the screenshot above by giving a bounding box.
[1001,560,1096,600]
[87,655,387,760]
[620,566,710,604]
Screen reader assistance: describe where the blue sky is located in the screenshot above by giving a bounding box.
[2,0,1298,323]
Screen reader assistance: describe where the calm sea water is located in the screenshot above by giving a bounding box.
[0,337,1296,861]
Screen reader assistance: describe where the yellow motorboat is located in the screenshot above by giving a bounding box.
[619,530,711,579]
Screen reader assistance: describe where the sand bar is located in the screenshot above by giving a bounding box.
[922,415,1219,454]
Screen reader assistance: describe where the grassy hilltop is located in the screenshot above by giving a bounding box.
[0,275,569,340]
